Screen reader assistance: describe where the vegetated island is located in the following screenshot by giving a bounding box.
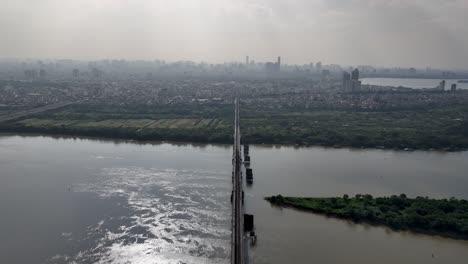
[266,194,468,240]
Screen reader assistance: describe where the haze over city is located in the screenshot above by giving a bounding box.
[1,1,468,264]
[1,0,468,68]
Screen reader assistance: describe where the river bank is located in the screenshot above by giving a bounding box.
[1,104,467,151]
[0,127,467,152]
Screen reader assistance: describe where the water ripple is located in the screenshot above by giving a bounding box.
[57,167,231,264]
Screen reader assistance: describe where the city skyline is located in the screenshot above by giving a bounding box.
[1,0,467,69]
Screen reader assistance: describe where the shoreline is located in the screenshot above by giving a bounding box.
[0,132,233,148]
[0,130,467,152]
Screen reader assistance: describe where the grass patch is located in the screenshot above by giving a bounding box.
[1,103,467,149]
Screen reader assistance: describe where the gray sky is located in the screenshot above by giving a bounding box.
[1,0,467,68]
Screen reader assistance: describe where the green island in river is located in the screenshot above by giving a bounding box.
[266,194,468,240]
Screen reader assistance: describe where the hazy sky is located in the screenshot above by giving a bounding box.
[1,0,467,68]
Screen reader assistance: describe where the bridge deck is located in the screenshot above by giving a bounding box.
[231,96,245,264]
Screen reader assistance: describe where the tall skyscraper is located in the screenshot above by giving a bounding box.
[351,68,360,80]
[343,69,362,92]
[342,71,351,91]
[246,56,249,65]
[439,80,446,91]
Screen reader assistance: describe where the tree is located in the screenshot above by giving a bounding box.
[343,194,349,201]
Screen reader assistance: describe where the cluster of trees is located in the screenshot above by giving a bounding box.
[240,106,468,149]
[266,194,468,239]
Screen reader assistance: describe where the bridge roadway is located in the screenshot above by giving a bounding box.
[231,96,246,264]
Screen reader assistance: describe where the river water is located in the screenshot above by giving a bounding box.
[361,78,468,90]
[1,135,468,264]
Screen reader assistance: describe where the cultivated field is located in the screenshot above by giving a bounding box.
[16,118,228,130]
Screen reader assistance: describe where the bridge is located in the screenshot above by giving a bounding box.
[231,96,248,264]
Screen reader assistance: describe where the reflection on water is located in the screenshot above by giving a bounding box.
[57,167,231,264]
[0,135,231,264]
[0,133,232,149]
[1,135,468,264]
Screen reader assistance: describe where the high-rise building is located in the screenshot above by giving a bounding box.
[24,69,38,79]
[351,68,360,80]
[342,71,351,91]
[351,80,362,92]
[246,56,249,65]
[439,80,446,91]
[265,56,281,75]
[451,83,457,92]
[343,69,361,92]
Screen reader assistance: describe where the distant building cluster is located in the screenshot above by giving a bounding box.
[1,77,467,112]
[438,80,458,92]
[342,68,362,92]
[1,58,468,81]
[24,69,47,80]
[265,57,281,75]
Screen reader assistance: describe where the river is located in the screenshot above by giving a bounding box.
[0,135,467,263]
[361,78,468,90]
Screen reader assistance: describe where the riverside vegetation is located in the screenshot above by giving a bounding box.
[0,103,467,150]
[266,194,468,240]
